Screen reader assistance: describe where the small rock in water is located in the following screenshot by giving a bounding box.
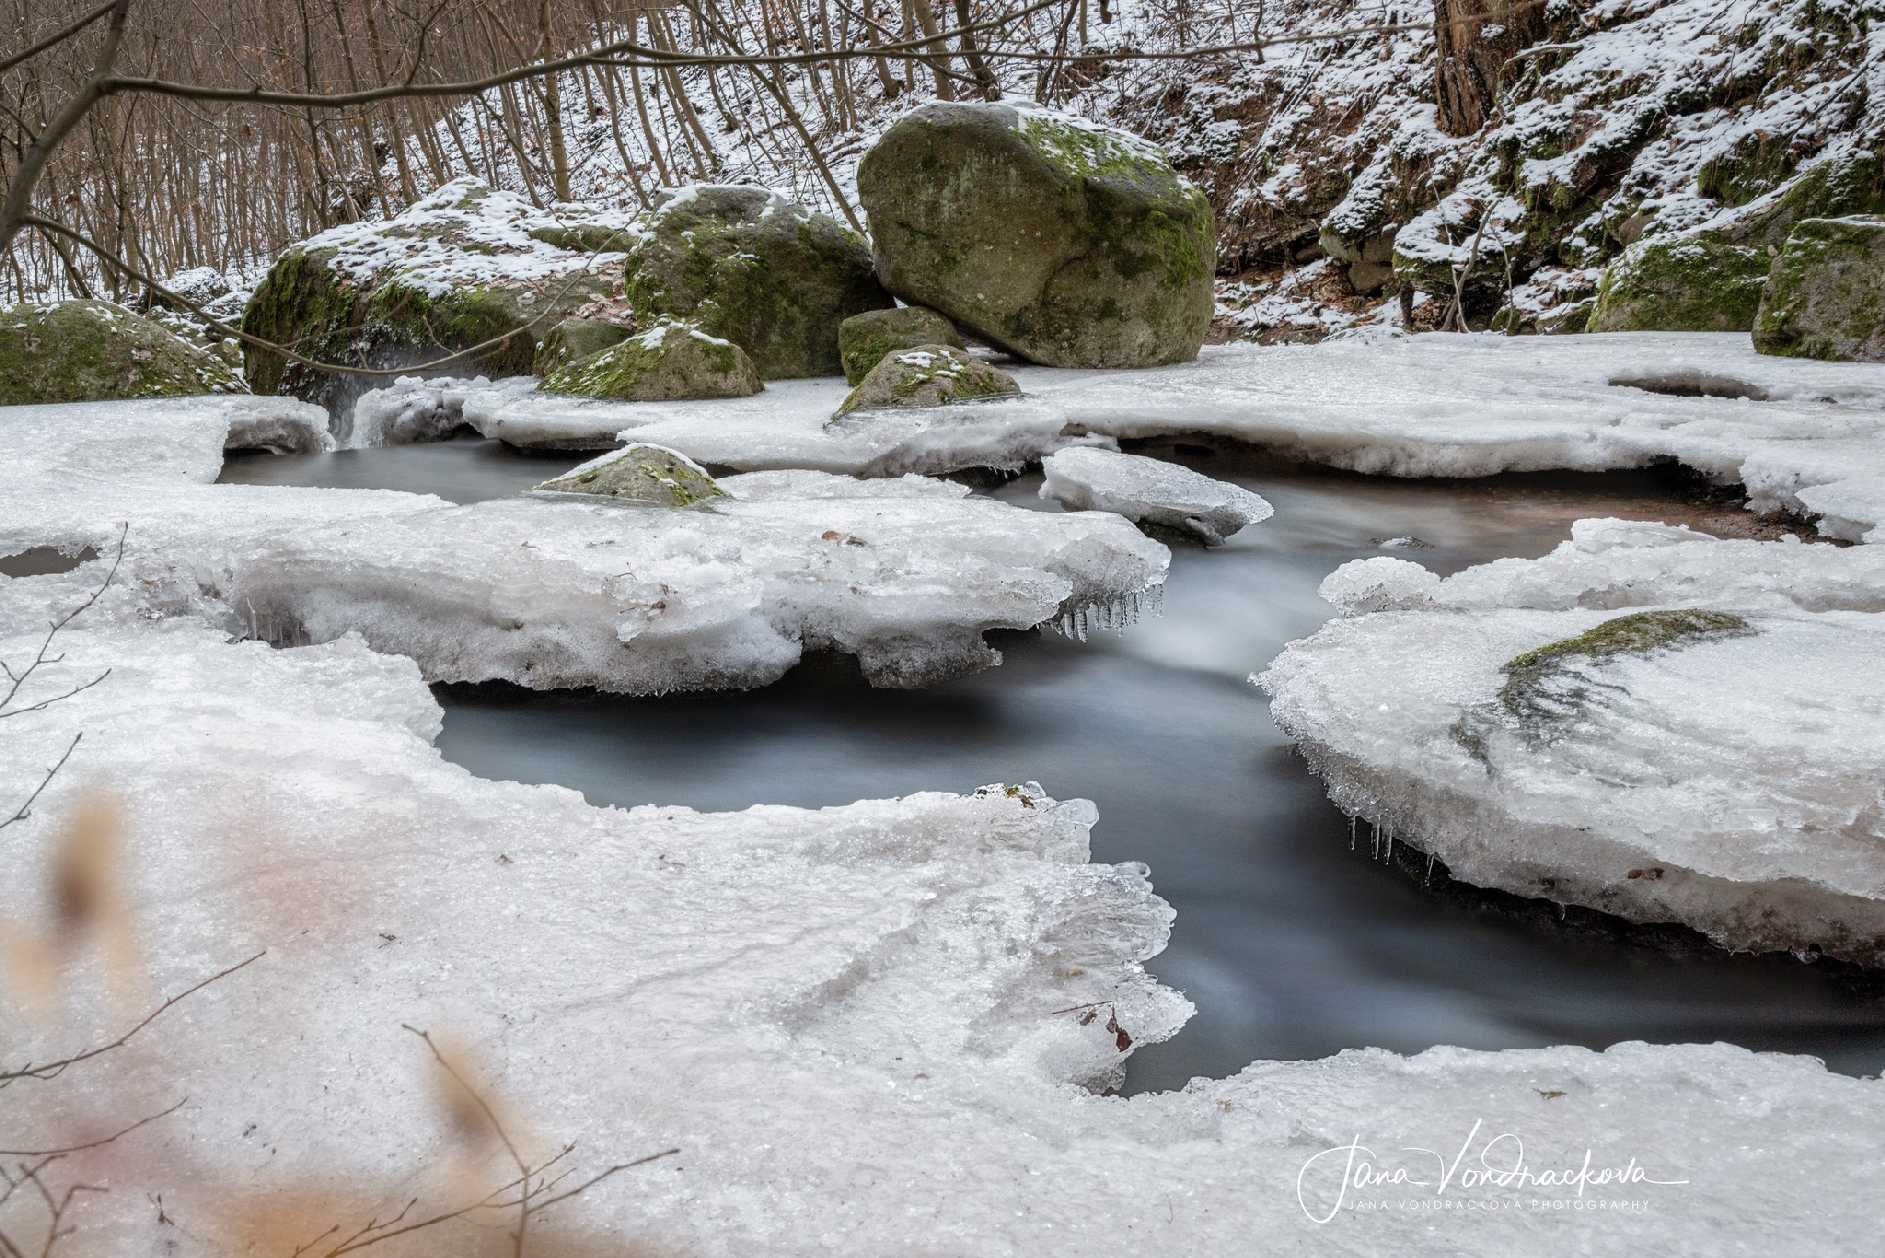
[1372,535,1432,549]
[533,442,725,507]
[1040,446,1272,546]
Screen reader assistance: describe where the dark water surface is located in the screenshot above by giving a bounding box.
[223,437,1885,1092]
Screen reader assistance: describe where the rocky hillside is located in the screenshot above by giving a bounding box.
[1095,0,1885,338]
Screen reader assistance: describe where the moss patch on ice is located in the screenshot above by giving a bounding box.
[1499,609,1752,720]
[0,298,244,404]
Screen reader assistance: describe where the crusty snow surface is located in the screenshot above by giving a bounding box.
[1262,519,1885,963]
[1,574,1880,1256]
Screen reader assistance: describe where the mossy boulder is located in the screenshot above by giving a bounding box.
[837,306,964,385]
[1753,216,1885,363]
[242,178,629,410]
[1585,237,1771,332]
[541,320,762,401]
[0,299,244,404]
[856,102,1214,368]
[621,185,890,379]
[534,443,725,507]
[833,345,1019,417]
[533,316,635,376]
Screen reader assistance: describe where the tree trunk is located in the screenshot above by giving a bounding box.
[1431,0,1544,135]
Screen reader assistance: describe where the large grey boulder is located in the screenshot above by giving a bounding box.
[838,306,964,384]
[623,185,892,379]
[1753,216,1885,362]
[856,102,1215,368]
[0,299,244,404]
[541,321,763,401]
[833,345,1019,417]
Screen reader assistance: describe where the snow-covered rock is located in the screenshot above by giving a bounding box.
[1040,446,1273,545]
[1,398,1167,693]
[1,582,1881,1255]
[1261,520,1885,963]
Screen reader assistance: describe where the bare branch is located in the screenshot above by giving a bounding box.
[0,1096,186,1158]
[0,951,265,1089]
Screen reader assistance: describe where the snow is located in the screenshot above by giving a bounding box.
[1261,519,1885,962]
[387,332,1885,541]
[1040,446,1274,545]
[294,176,637,297]
[1,401,1168,693]
[2,580,1882,1254]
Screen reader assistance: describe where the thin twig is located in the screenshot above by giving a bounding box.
[1,951,265,1088]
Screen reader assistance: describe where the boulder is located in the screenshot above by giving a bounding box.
[1753,216,1885,363]
[0,299,244,405]
[1725,149,1885,250]
[533,315,635,375]
[541,320,763,401]
[622,185,891,379]
[856,102,1214,368]
[833,345,1020,417]
[533,443,725,507]
[242,179,630,409]
[838,306,964,385]
[1585,236,1771,332]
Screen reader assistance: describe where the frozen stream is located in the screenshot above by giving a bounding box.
[223,436,1885,1092]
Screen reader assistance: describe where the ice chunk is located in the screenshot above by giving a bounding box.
[1264,525,1885,962]
[1039,447,1273,545]
[7,395,333,485]
[1,607,1880,1254]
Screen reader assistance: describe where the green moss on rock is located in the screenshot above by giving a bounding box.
[241,178,624,409]
[1500,609,1751,721]
[1586,236,1771,332]
[0,299,244,404]
[837,306,964,385]
[1753,215,1885,362]
[856,102,1214,369]
[1728,150,1885,250]
[621,185,890,379]
[533,316,635,376]
[541,320,762,400]
[833,344,1019,417]
[534,442,725,507]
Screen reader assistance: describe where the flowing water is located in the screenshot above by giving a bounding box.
[223,435,1885,1092]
